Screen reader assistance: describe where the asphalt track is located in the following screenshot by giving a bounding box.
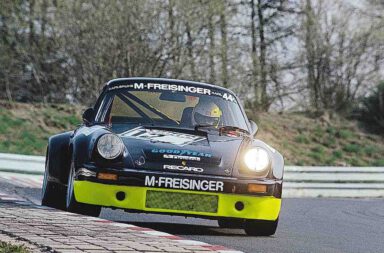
[1,180,383,253]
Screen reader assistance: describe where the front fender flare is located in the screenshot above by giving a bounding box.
[46,131,73,185]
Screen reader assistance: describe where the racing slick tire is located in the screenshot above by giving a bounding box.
[244,218,279,236]
[218,218,244,228]
[41,149,66,210]
[66,155,101,217]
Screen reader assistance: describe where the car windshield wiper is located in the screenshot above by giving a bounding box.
[194,124,249,133]
[219,125,250,136]
[194,124,218,132]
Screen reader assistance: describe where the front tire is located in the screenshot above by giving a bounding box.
[244,218,279,236]
[41,148,66,210]
[66,156,101,217]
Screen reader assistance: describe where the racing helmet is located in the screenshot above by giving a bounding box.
[192,99,222,127]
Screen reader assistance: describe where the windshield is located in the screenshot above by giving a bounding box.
[95,82,249,133]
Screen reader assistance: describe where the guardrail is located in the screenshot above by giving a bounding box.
[284,166,384,198]
[0,153,45,175]
[0,153,383,198]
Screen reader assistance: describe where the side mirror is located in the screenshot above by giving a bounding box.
[82,108,94,125]
[249,120,258,136]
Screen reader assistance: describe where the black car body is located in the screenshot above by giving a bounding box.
[42,78,284,236]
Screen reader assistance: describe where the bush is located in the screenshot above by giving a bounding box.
[332,150,343,159]
[343,144,362,153]
[294,134,310,144]
[358,82,384,133]
[336,129,354,139]
[373,159,384,166]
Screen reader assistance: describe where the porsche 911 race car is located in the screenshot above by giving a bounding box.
[42,77,284,236]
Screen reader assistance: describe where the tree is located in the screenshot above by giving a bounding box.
[301,0,383,113]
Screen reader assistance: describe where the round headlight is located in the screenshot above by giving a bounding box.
[97,134,124,159]
[244,147,270,172]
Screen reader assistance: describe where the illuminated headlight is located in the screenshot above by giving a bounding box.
[244,147,270,172]
[97,134,124,159]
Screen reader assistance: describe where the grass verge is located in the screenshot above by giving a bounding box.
[0,241,29,253]
[1,101,383,166]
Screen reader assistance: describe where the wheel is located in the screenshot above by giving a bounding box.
[41,148,66,210]
[244,218,279,236]
[66,155,101,217]
[218,218,244,228]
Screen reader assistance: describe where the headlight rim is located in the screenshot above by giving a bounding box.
[96,133,124,160]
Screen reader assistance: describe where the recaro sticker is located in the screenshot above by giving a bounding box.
[163,164,204,173]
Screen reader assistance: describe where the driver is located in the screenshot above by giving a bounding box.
[192,99,222,127]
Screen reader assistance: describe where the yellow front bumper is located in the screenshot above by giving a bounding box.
[74,180,281,220]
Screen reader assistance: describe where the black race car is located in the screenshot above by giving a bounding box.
[42,78,284,236]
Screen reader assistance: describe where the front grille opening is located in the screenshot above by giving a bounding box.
[145,190,218,213]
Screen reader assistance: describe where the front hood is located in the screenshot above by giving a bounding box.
[118,127,244,177]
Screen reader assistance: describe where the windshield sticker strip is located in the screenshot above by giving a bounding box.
[109,82,237,103]
[120,128,206,147]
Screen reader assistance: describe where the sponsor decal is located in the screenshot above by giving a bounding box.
[152,148,212,158]
[163,164,204,173]
[110,82,211,95]
[121,128,205,146]
[163,154,201,161]
[109,82,238,103]
[222,92,235,102]
[144,176,224,192]
[134,156,146,166]
[77,126,104,136]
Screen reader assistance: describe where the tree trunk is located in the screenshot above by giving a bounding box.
[257,0,268,110]
[304,0,320,111]
[28,0,35,46]
[250,0,260,107]
[219,3,228,88]
[185,22,196,79]
[208,9,216,84]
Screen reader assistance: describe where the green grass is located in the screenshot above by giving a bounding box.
[343,144,363,154]
[1,101,384,167]
[336,129,355,139]
[0,102,82,155]
[363,145,380,157]
[250,111,384,166]
[332,150,343,159]
[0,242,29,253]
[294,134,310,144]
[373,159,384,166]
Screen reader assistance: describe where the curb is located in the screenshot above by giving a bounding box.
[0,194,243,253]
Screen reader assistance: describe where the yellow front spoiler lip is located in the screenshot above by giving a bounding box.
[74,180,281,220]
